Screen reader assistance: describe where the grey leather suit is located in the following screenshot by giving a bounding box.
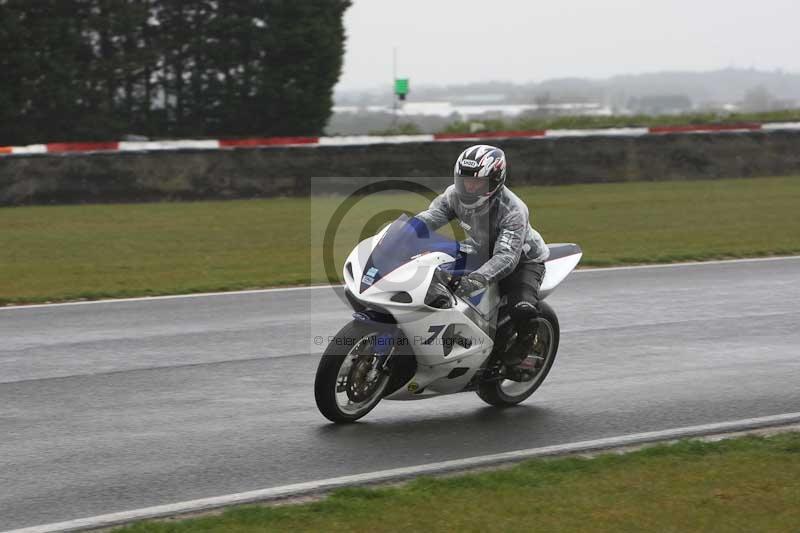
[416,185,549,284]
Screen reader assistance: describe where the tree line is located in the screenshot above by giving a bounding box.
[0,0,351,145]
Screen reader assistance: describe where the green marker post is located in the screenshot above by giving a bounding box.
[395,78,410,101]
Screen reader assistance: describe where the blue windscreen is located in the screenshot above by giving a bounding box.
[359,215,461,293]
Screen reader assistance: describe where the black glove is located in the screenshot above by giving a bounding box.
[456,272,487,298]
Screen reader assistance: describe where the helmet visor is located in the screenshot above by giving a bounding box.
[455,175,492,199]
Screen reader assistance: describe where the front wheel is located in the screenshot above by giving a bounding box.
[477,301,560,407]
[314,320,398,423]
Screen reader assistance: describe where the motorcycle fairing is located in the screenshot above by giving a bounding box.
[341,216,581,400]
[343,221,496,397]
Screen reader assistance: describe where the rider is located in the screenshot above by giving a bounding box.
[415,144,549,365]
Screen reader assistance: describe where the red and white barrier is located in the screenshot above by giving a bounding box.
[3,122,800,157]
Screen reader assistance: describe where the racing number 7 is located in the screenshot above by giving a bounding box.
[423,324,446,345]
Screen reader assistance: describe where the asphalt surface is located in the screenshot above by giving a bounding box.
[1,257,799,530]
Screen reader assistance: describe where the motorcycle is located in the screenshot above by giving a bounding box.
[314,214,582,423]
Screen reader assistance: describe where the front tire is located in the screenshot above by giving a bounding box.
[477,301,560,407]
[314,320,397,423]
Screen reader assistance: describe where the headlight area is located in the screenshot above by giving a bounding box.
[390,291,413,303]
[343,288,396,323]
[343,287,367,313]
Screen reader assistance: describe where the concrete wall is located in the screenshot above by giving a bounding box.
[2,130,799,205]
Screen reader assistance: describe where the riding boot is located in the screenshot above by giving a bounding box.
[501,301,540,365]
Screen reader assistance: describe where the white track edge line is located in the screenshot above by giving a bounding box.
[0,285,332,310]
[571,254,800,272]
[2,254,798,311]
[7,412,800,533]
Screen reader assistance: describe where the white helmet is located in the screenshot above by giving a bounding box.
[453,145,507,209]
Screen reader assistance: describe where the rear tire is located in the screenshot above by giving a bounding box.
[477,301,560,407]
[314,320,399,423]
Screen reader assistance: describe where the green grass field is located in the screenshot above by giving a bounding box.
[1,176,800,305]
[116,432,800,533]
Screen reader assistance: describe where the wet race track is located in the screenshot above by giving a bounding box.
[1,257,799,530]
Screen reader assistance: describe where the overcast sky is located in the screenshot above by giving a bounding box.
[338,0,800,90]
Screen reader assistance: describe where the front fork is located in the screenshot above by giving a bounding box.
[352,312,397,372]
[374,331,397,371]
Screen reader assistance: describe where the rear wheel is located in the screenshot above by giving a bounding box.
[314,320,399,423]
[477,301,560,407]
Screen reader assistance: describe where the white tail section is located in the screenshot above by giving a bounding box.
[540,244,582,299]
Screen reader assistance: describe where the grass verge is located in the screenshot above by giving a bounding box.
[2,176,800,305]
[116,432,800,533]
